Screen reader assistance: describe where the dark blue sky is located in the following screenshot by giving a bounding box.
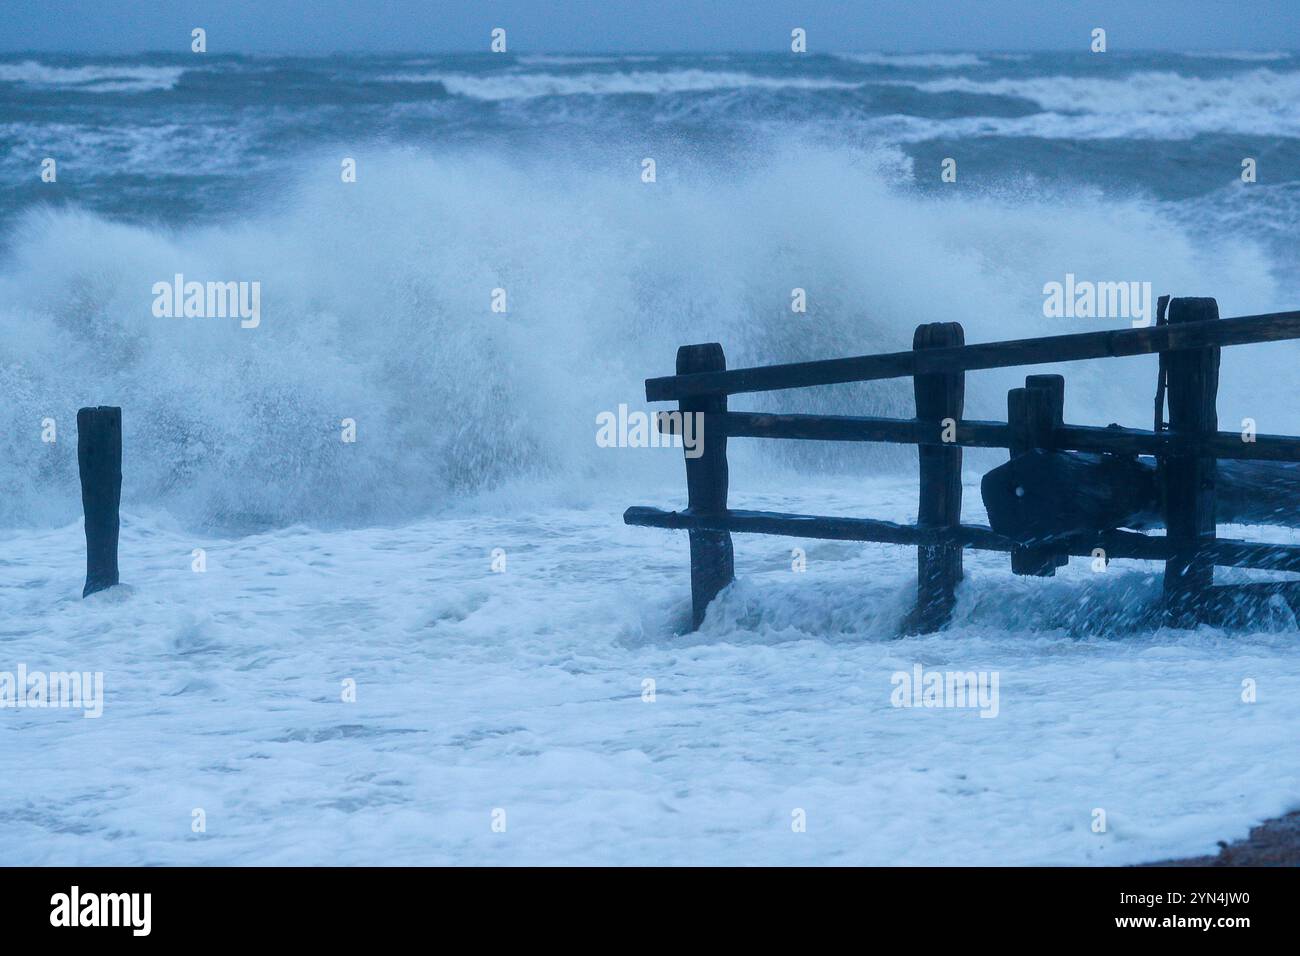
[4,0,1297,53]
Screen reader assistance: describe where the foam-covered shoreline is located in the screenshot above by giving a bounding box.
[4,481,1296,864]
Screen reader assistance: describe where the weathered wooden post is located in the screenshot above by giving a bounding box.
[912,322,964,632]
[677,344,734,629]
[1007,374,1068,575]
[77,406,122,598]
[1162,298,1220,626]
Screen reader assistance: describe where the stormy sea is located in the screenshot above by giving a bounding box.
[1,49,1298,864]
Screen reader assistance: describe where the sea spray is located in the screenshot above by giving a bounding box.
[0,146,1286,530]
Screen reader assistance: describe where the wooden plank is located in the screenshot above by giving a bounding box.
[912,322,964,632]
[677,344,734,629]
[716,411,1011,448]
[623,506,1300,572]
[1204,541,1300,574]
[625,505,1015,549]
[1162,298,1221,626]
[1008,375,1068,575]
[644,309,1300,401]
[77,405,122,598]
[1056,424,1300,462]
[711,411,1300,462]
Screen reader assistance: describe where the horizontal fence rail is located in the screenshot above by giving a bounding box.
[715,412,1010,448]
[645,309,1300,400]
[707,411,1300,462]
[624,506,1300,573]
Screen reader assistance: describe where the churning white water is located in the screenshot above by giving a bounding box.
[0,145,1291,530]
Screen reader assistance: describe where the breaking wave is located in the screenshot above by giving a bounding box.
[0,60,186,93]
[381,68,863,99]
[834,52,989,69]
[0,144,1289,530]
[903,69,1300,137]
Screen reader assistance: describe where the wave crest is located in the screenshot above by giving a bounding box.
[0,60,185,93]
[0,146,1285,529]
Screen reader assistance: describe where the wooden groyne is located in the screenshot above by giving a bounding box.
[626,297,1300,631]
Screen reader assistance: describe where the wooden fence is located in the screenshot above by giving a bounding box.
[624,297,1300,632]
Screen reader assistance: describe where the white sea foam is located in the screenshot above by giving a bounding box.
[1186,50,1293,62]
[0,145,1286,530]
[0,121,256,175]
[835,52,988,68]
[899,69,1300,137]
[515,54,660,66]
[851,109,1300,142]
[382,68,862,99]
[0,60,185,93]
[3,482,1298,864]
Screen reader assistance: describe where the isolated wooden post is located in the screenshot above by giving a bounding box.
[1162,298,1220,626]
[77,406,122,598]
[677,344,734,629]
[1007,374,1068,575]
[912,322,964,632]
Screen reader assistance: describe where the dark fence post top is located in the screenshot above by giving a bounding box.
[913,321,964,352]
[677,342,725,376]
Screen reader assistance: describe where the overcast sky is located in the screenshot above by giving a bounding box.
[3,1,1297,53]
